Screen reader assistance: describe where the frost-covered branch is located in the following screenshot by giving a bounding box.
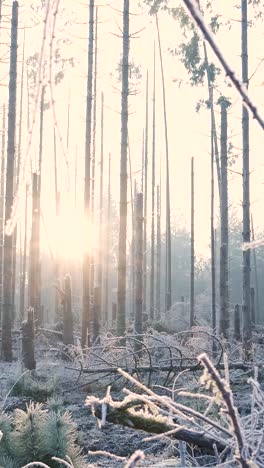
[181,0,264,130]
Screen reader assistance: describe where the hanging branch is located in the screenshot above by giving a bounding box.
[181,0,264,130]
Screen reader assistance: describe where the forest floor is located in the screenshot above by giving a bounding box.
[0,330,259,467]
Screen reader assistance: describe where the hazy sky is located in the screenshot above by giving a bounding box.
[1,0,264,260]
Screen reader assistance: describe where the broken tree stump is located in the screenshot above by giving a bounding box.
[22,307,36,370]
[63,274,74,346]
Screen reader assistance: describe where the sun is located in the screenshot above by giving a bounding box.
[48,209,99,262]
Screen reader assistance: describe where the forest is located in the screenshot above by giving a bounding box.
[0,0,264,466]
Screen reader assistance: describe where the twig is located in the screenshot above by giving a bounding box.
[181,0,264,130]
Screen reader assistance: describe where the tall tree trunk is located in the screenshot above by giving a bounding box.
[135,192,143,338]
[103,153,111,324]
[0,104,6,322]
[28,173,40,325]
[150,43,155,322]
[156,14,171,312]
[155,184,161,320]
[2,1,18,361]
[19,185,28,321]
[90,6,98,296]
[251,215,259,323]
[210,94,216,337]
[14,31,25,324]
[219,100,229,338]
[94,90,104,338]
[117,0,129,337]
[54,129,60,322]
[242,0,252,356]
[141,129,144,192]
[190,157,195,328]
[143,72,148,315]
[82,0,94,347]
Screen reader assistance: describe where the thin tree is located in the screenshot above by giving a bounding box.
[116,0,129,337]
[19,185,28,321]
[190,157,195,328]
[210,92,216,338]
[103,153,111,323]
[90,6,98,295]
[155,184,161,320]
[82,0,94,347]
[2,1,19,361]
[0,104,6,321]
[156,14,171,312]
[143,72,148,315]
[219,98,230,338]
[54,129,60,321]
[150,43,156,321]
[94,91,104,338]
[242,0,252,355]
[14,31,25,323]
[251,214,259,323]
[135,192,143,339]
[29,85,45,326]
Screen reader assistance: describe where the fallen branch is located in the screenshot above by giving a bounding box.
[86,393,225,452]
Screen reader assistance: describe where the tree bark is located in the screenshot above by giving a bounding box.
[117,0,129,337]
[135,193,143,339]
[0,104,6,323]
[251,215,259,324]
[156,14,171,312]
[19,185,28,321]
[2,1,18,361]
[241,0,252,357]
[234,304,241,341]
[155,185,161,320]
[150,44,156,322]
[82,0,94,347]
[143,72,148,316]
[62,275,74,346]
[219,100,229,338]
[22,307,36,370]
[103,153,111,324]
[190,158,195,328]
[96,90,104,334]
[90,6,98,296]
[210,97,217,345]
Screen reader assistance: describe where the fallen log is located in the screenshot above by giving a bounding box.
[86,395,226,453]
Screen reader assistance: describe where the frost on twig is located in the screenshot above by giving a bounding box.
[86,352,264,466]
[181,0,264,130]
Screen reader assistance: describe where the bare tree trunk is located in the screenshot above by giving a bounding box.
[143,72,148,316]
[14,32,25,324]
[0,104,6,322]
[116,0,129,337]
[54,129,60,322]
[141,129,144,192]
[219,100,229,338]
[90,6,98,296]
[63,275,74,346]
[242,0,252,356]
[28,173,40,325]
[156,14,171,312]
[82,0,94,347]
[135,193,143,338]
[234,304,241,341]
[94,90,104,338]
[190,157,195,328]
[210,94,216,339]
[251,215,259,324]
[22,307,36,370]
[19,185,28,321]
[155,184,161,320]
[250,287,255,329]
[2,1,18,361]
[103,153,111,324]
[150,44,155,322]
